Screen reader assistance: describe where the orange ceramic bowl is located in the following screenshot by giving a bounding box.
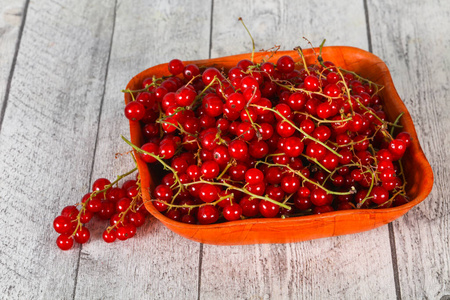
[125,46,433,245]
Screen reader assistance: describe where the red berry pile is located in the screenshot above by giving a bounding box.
[53,44,412,250]
[123,48,412,226]
[53,170,149,250]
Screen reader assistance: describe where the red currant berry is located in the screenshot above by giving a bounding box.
[74,227,90,244]
[92,178,111,192]
[53,215,72,234]
[201,161,220,179]
[240,196,260,217]
[168,59,184,75]
[103,229,117,243]
[259,200,280,218]
[124,101,146,121]
[245,168,264,184]
[223,204,243,221]
[197,205,220,225]
[276,55,295,73]
[56,234,74,251]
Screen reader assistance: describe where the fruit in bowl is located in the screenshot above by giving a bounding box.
[123,45,433,245]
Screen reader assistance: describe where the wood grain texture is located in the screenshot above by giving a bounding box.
[199,1,397,299]
[0,0,115,298]
[0,0,26,122]
[368,0,450,298]
[0,0,448,299]
[210,0,368,59]
[73,0,212,299]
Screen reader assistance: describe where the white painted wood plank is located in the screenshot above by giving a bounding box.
[0,0,26,118]
[368,0,450,298]
[0,0,115,299]
[73,1,212,299]
[200,1,397,299]
[210,0,368,59]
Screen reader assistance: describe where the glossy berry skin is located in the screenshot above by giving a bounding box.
[396,132,412,148]
[277,55,295,73]
[53,216,72,234]
[245,168,264,184]
[116,227,130,241]
[56,234,74,250]
[281,175,300,194]
[201,161,220,179]
[168,59,184,75]
[199,184,220,203]
[283,136,304,157]
[249,140,269,159]
[389,139,407,159]
[197,205,220,225]
[202,67,222,85]
[176,87,197,106]
[223,204,243,221]
[304,75,320,92]
[228,140,249,161]
[183,64,200,80]
[92,178,111,192]
[240,197,259,217]
[140,143,159,163]
[154,185,173,201]
[61,205,79,220]
[310,188,332,206]
[370,186,389,205]
[124,101,146,121]
[74,227,90,244]
[259,200,280,218]
[103,230,117,243]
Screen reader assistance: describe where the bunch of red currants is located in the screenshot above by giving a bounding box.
[53,171,148,250]
[53,47,412,250]
[124,51,411,227]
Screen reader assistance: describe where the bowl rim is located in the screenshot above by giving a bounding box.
[126,46,434,234]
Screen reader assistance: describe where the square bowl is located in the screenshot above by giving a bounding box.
[125,46,433,245]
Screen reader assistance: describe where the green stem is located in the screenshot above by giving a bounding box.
[238,17,255,63]
[183,180,291,209]
[257,161,355,196]
[250,105,342,158]
[121,136,183,191]
[390,112,405,136]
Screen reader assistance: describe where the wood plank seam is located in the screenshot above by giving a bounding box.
[197,243,204,300]
[364,2,403,299]
[70,1,118,299]
[0,0,30,134]
[198,2,214,299]
[363,1,404,298]
[389,223,403,300]
[363,0,373,53]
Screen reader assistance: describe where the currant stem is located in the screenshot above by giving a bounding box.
[121,136,184,191]
[257,161,355,196]
[183,180,291,209]
[390,112,405,136]
[294,46,310,75]
[250,104,342,158]
[72,166,139,236]
[107,178,143,232]
[294,111,353,125]
[238,17,255,63]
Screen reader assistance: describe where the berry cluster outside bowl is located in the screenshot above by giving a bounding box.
[125,46,433,245]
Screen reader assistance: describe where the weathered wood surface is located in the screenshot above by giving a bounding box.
[0,0,115,299]
[200,1,396,300]
[0,0,27,125]
[369,0,450,298]
[0,0,448,299]
[73,1,212,299]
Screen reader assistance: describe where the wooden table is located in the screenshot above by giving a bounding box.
[0,0,448,299]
